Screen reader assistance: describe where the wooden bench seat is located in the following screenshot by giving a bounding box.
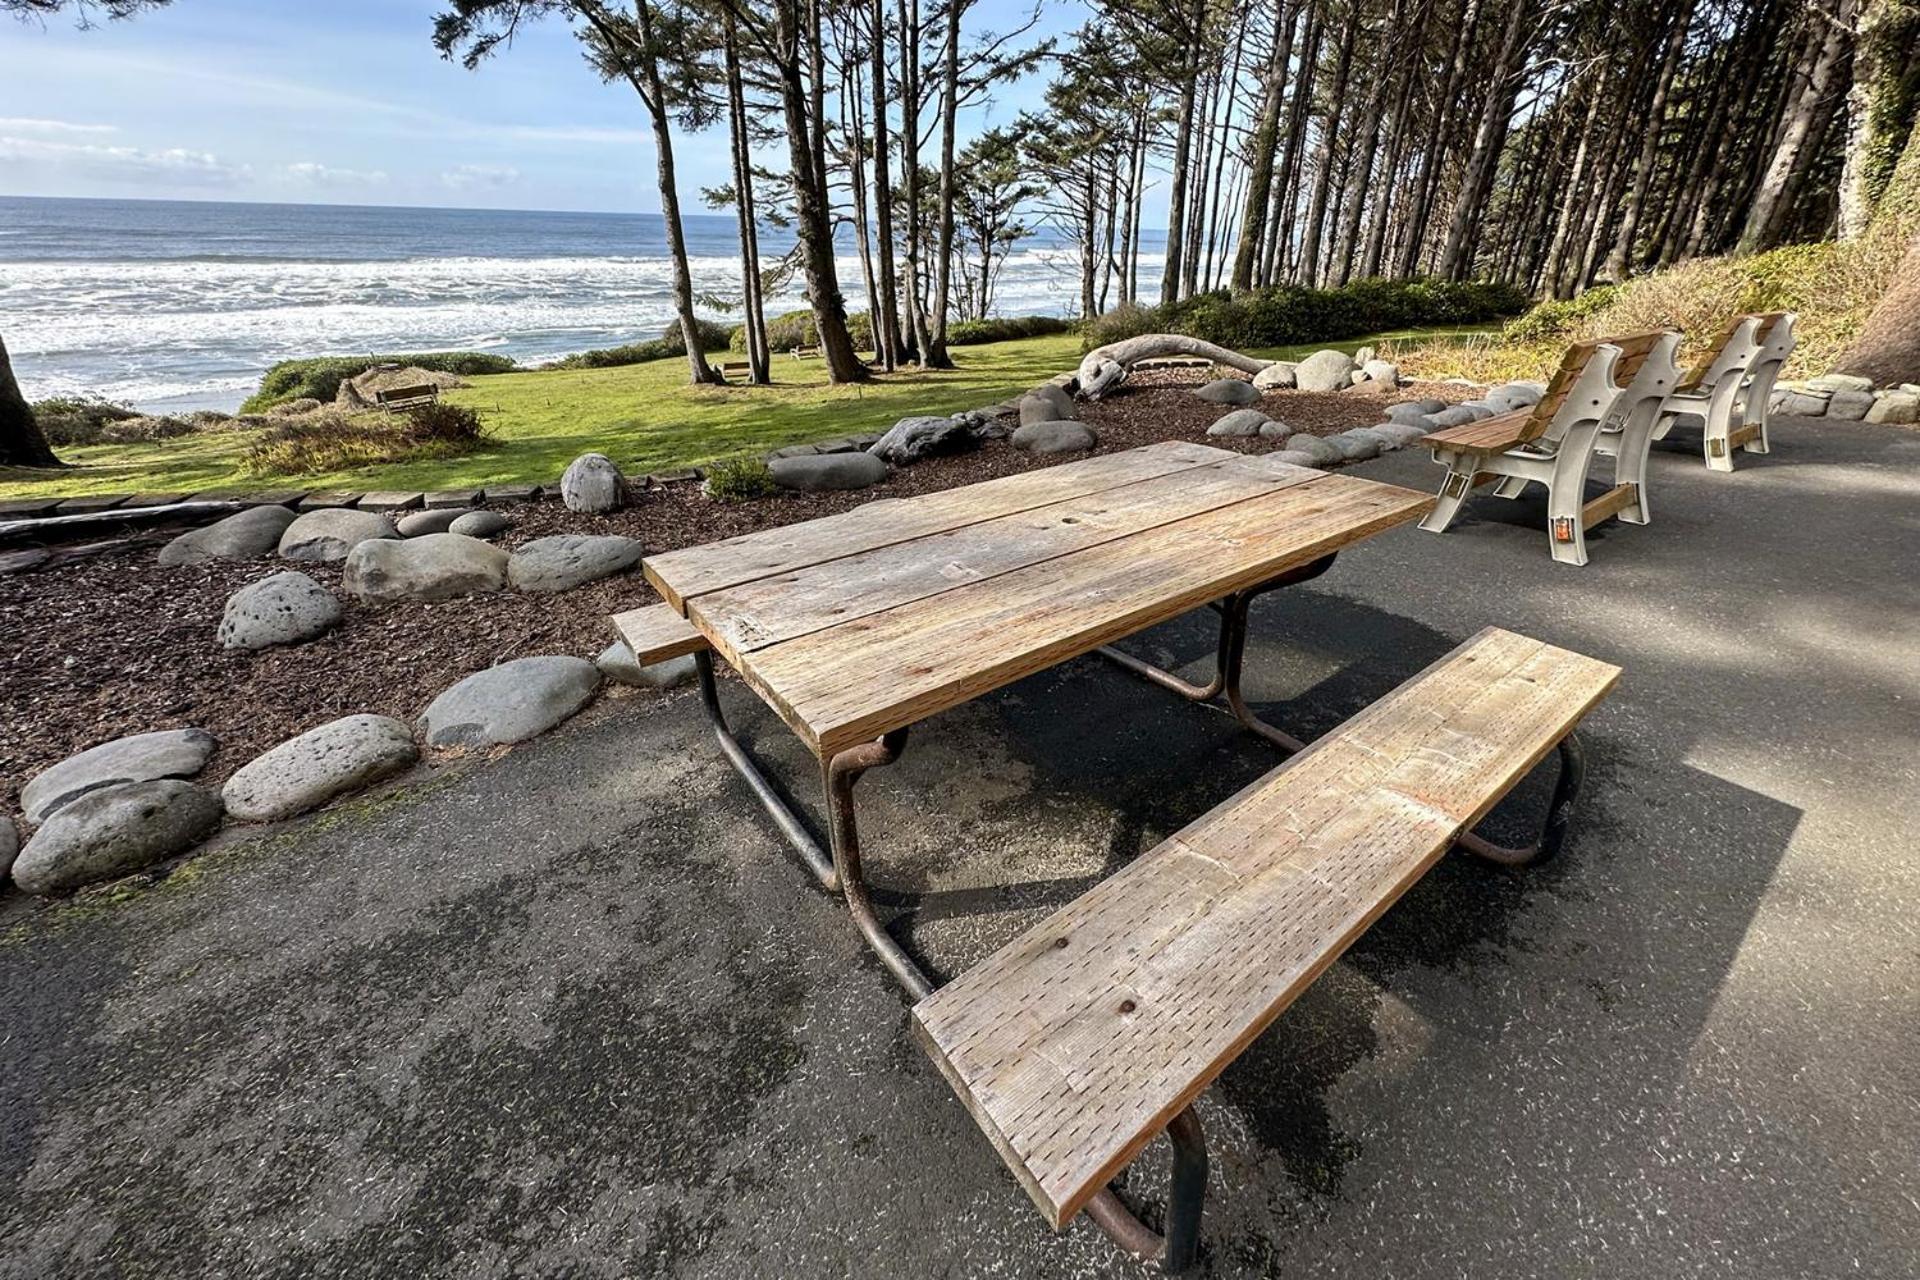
[373,384,440,412]
[911,627,1619,1246]
[1418,407,1538,456]
[609,601,710,664]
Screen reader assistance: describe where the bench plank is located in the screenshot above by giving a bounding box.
[690,456,1324,655]
[644,441,1233,611]
[610,602,711,664]
[739,475,1432,757]
[1419,407,1538,455]
[911,627,1619,1230]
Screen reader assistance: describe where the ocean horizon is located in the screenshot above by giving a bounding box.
[0,195,1168,414]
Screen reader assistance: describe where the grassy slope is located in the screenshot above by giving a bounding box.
[1,326,1491,499]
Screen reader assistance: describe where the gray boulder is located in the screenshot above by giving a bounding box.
[1826,389,1874,421]
[0,818,16,883]
[597,640,698,690]
[1503,381,1547,406]
[1361,359,1400,385]
[1807,373,1874,394]
[1775,390,1831,417]
[507,534,644,594]
[448,510,512,538]
[1284,433,1344,466]
[22,728,217,825]
[395,508,464,537]
[417,655,602,748]
[221,714,419,822]
[1020,384,1076,424]
[1206,409,1270,438]
[344,533,509,605]
[157,505,298,567]
[1193,378,1261,406]
[1427,405,1481,428]
[1353,346,1376,366]
[1011,421,1098,455]
[1252,361,1297,390]
[1257,420,1295,440]
[1375,421,1431,447]
[1294,349,1359,392]
[560,452,627,513]
[1267,449,1321,469]
[1329,429,1387,461]
[1865,390,1920,425]
[869,414,977,465]
[11,780,224,895]
[218,571,342,650]
[1384,402,1434,425]
[770,452,889,492]
[1457,400,1499,421]
[279,509,398,563]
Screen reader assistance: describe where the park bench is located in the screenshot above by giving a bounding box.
[789,344,822,360]
[1416,337,1625,565]
[610,602,709,665]
[912,626,1618,1270]
[1653,311,1796,471]
[715,359,753,380]
[373,384,440,412]
[1590,330,1685,525]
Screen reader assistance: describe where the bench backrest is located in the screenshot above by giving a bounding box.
[374,384,439,407]
[1677,315,1764,392]
[1530,338,1624,449]
[1742,311,1797,426]
[1597,329,1683,441]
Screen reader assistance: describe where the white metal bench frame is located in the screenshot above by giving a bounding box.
[1589,331,1685,525]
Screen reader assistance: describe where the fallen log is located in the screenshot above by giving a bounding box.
[1075,334,1274,400]
[0,500,242,546]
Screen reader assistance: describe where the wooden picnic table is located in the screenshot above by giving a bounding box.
[632,440,1433,992]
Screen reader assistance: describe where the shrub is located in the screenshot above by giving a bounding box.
[701,454,777,502]
[733,309,875,354]
[243,405,490,477]
[241,351,518,413]
[547,317,733,370]
[1080,278,1529,353]
[947,315,1077,345]
[31,395,139,446]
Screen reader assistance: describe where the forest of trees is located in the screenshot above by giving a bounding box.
[426,0,1919,389]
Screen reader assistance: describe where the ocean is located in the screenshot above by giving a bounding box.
[0,196,1164,414]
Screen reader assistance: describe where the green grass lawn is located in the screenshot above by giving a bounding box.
[0,326,1494,500]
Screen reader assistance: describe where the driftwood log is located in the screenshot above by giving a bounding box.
[0,500,242,547]
[1075,335,1275,401]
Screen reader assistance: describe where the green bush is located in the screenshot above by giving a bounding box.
[1081,278,1529,352]
[243,404,490,477]
[241,351,518,413]
[732,309,875,354]
[700,453,777,502]
[946,315,1077,345]
[1499,286,1623,344]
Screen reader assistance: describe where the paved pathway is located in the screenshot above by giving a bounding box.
[3,416,1917,1278]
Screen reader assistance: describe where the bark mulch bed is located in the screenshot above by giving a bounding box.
[1,376,1472,825]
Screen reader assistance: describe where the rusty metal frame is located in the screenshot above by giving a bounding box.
[1096,553,1339,754]
[1083,1106,1209,1273]
[1455,732,1587,867]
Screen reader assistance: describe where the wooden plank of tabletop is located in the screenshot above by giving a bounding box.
[742,474,1435,757]
[690,455,1326,659]
[643,441,1236,612]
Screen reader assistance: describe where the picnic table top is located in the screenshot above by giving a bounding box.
[644,442,1434,758]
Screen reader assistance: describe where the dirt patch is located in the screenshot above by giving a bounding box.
[0,378,1472,822]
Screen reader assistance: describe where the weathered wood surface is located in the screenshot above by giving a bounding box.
[1419,408,1538,455]
[737,475,1430,756]
[644,441,1231,611]
[1582,482,1638,528]
[610,603,712,665]
[911,627,1621,1230]
[689,455,1324,657]
[0,500,242,545]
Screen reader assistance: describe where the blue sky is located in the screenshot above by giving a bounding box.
[0,0,1082,214]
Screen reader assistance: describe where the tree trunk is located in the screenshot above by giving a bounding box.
[1737,0,1857,254]
[926,0,961,367]
[1297,1,1358,286]
[0,334,61,469]
[1400,0,1481,277]
[1160,0,1208,305]
[1265,2,1324,284]
[775,0,867,381]
[1436,0,1533,280]
[630,1,718,385]
[869,0,903,369]
[1602,0,1695,282]
[1232,0,1297,290]
[1360,0,1427,279]
[1833,225,1920,383]
[723,12,770,382]
[898,0,932,363]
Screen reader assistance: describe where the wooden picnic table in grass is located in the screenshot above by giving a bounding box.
[616,443,1618,1269]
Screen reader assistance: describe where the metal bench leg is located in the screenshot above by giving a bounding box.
[697,651,838,890]
[1096,555,1335,755]
[827,728,930,1000]
[1456,732,1587,867]
[1084,1105,1208,1273]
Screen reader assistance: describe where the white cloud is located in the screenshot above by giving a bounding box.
[0,117,118,136]
[0,134,248,186]
[441,163,520,190]
[285,161,389,187]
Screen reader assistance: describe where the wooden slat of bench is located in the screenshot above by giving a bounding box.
[911,628,1620,1230]
[610,602,711,664]
[690,456,1324,655]
[741,475,1432,757]
[1420,408,1538,455]
[1601,330,1669,384]
[644,442,1233,611]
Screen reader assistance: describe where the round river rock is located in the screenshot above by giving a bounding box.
[417,655,602,748]
[12,780,224,895]
[21,727,218,825]
[279,509,399,563]
[222,714,419,822]
[507,535,644,594]
[157,505,299,567]
[344,533,510,604]
[218,571,342,650]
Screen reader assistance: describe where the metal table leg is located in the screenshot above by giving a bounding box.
[1083,1106,1208,1273]
[697,650,837,890]
[1455,733,1587,867]
[1097,553,1338,754]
